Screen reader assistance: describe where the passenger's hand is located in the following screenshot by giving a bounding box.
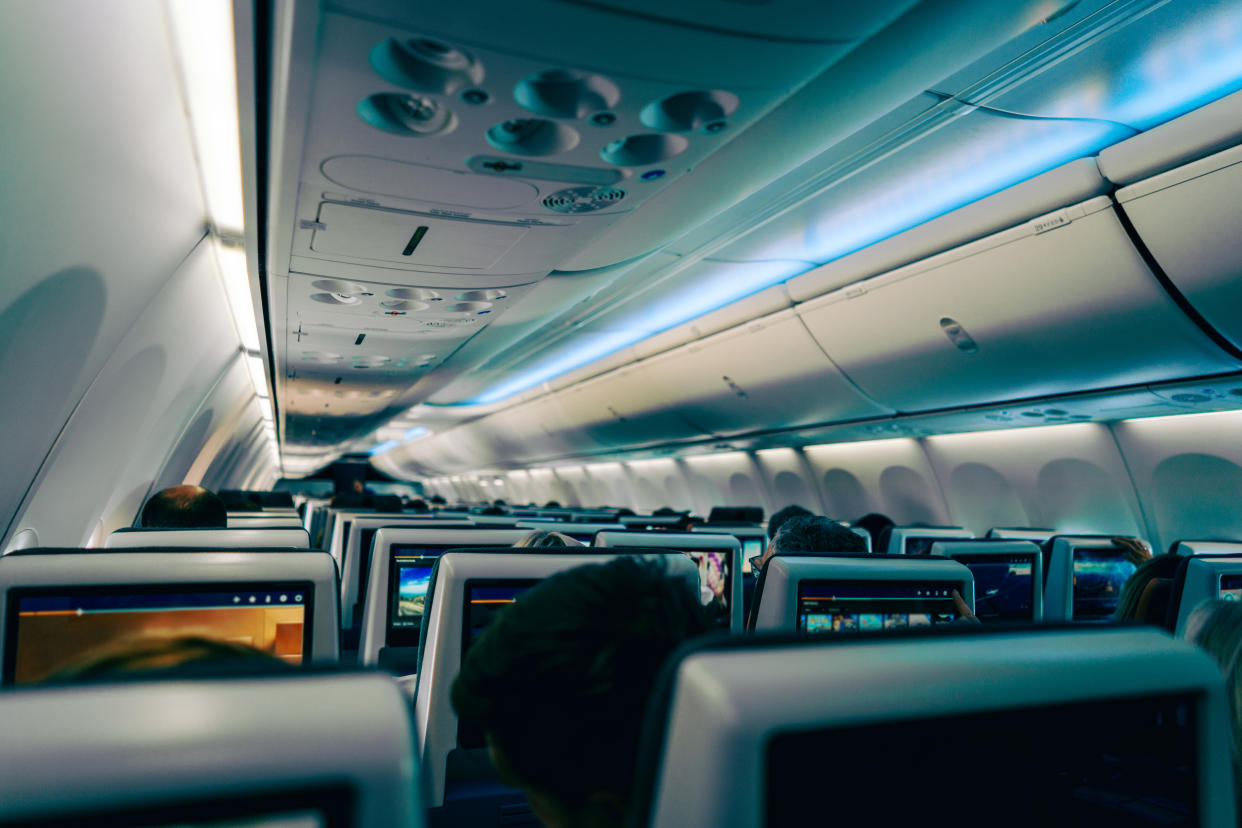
[951,589,978,623]
[1113,536,1153,565]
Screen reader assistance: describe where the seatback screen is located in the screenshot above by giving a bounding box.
[796,580,959,632]
[954,554,1035,620]
[1071,547,1136,620]
[741,538,764,570]
[384,546,448,647]
[1219,574,1242,602]
[4,582,313,685]
[766,693,1197,826]
[458,579,539,749]
[904,536,952,555]
[677,549,731,629]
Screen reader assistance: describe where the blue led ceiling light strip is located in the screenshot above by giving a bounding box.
[447,1,1242,408]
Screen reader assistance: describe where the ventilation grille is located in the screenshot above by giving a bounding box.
[542,186,625,213]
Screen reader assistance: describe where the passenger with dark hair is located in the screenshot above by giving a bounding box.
[429,494,447,505]
[751,514,867,573]
[652,507,680,517]
[767,504,813,544]
[514,529,582,548]
[852,512,895,552]
[543,501,562,509]
[451,557,710,828]
[407,498,430,513]
[1113,547,1178,625]
[139,485,228,529]
[480,505,507,516]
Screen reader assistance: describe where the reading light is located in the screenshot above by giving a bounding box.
[165,0,245,236]
[213,240,262,353]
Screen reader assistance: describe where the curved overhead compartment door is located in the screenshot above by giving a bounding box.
[549,367,709,450]
[640,309,892,436]
[1115,143,1242,354]
[796,197,1240,413]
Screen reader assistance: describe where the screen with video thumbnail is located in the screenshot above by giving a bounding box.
[796,580,959,632]
[904,536,952,556]
[4,582,313,685]
[1071,548,1136,620]
[1220,574,1242,602]
[955,554,1035,620]
[679,549,731,628]
[385,546,447,647]
[458,579,539,750]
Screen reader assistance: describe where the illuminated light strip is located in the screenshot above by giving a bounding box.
[165,0,245,235]
[446,32,1242,408]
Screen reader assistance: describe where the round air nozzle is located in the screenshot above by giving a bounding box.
[358,93,456,137]
[456,290,507,301]
[380,299,430,311]
[369,37,484,94]
[600,134,688,167]
[311,292,360,306]
[486,118,579,156]
[514,69,621,119]
[640,90,739,133]
[541,186,626,213]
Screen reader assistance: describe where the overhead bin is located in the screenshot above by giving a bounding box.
[1097,88,1242,185]
[1115,143,1242,353]
[548,367,709,450]
[796,196,1240,413]
[640,309,892,436]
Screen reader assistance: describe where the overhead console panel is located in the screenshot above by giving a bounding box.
[795,196,1241,413]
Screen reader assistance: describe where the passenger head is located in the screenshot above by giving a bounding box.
[451,557,710,828]
[852,512,895,549]
[42,635,291,684]
[480,506,507,516]
[767,504,813,543]
[754,514,866,572]
[652,507,679,517]
[1113,553,1183,624]
[543,501,562,509]
[139,485,228,529]
[514,530,583,549]
[407,498,430,513]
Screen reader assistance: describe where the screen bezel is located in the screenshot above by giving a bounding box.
[3,580,315,686]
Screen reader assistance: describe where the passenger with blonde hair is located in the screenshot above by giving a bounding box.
[1184,599,1242,812]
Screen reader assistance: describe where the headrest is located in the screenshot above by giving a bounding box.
[707,506,764,524]
[0,672,421,826]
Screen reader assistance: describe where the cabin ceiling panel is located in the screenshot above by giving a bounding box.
[796,197,1241,413]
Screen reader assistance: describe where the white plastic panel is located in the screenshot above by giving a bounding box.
[1111,410,1242,554]
[1117,143,1242,351]
[797,197,1239,412]
[921,422,1147,539]
[641,311,891,436]
[803,439,950,525]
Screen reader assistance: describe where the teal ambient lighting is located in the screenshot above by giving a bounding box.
[404,427,429,441]
[368,440,399,456]
[451,2,1242,408]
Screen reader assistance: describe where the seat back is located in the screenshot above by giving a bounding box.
[415,550,699,810]
[885,525,974,555]
[515,520,625,542]
[631,628,1234,828]
[227,512,305,529]
[751,554,974,632]
[1044,536,1140,622]
[340,516,480,634]
[594,531,742,629]
[356,528,530,669]
[987,527,1057,542]
[0,672,422,827]
[929,540,1043,621]
[0,549,339,684]
[1170,552,1242,635]
[104,527,310,549]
